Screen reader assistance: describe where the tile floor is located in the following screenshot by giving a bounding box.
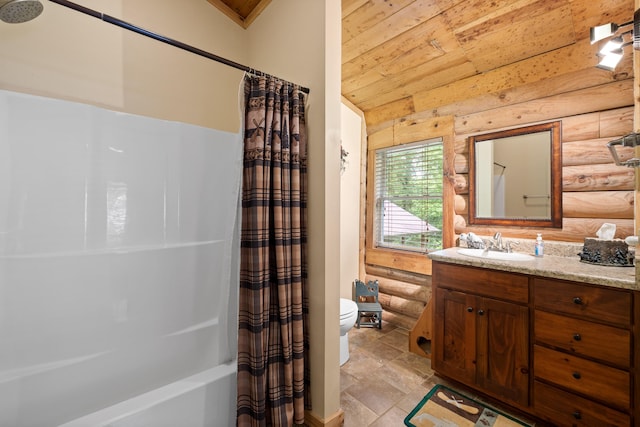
[339,320,537,426]
[340,321,435,426]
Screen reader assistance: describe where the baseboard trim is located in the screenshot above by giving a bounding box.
[304,409,344,427]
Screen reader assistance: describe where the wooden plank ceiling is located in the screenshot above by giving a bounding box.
[342,0,632,122]
[211,0,632,123]
[206,0,272,28]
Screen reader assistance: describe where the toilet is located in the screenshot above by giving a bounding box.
[339,298,359,366]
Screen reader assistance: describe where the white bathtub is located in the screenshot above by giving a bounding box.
[0,90,242,427]
[59,362,237,427]
[0,243,239,427]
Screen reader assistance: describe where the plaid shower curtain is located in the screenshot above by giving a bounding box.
[237,75,310,427]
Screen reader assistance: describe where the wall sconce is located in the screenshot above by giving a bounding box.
[597,39,629,71]
[590,17,635,71]
[590,22,632,44]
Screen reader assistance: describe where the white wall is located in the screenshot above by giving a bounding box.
[0,0,247,132]
[496,133,550,218]
[476,140,494,217]
[340,103,363,299]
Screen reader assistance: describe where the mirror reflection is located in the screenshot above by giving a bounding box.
[476,133,550,218]
[468,121,562,228]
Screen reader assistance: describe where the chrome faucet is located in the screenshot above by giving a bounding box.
[505,240,519,253]
[484,233,520,253]
[493,232,503,251]
[483,232,518,253]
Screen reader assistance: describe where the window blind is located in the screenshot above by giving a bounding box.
[374,138,444,252]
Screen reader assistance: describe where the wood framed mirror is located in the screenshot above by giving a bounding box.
[468,121,562,228]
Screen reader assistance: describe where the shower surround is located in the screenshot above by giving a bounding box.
[0,90,242,426]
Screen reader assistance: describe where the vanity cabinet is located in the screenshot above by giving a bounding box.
[533,277,632,426]
[433,262,530,408]
[432,259,637,426]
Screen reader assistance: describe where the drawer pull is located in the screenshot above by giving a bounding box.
[477,309,485,316]
[573,333,582,341]
[572,372,581,380]
[572,411,582,420]
[467,306,473,313]
[572,297,583,305]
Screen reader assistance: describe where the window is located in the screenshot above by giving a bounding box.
[373,138,443,253]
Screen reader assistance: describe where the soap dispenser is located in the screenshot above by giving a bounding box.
[534,233,544,257]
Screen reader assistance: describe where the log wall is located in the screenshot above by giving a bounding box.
[454,103,635,240]
[365,265,431,330]
[363,57,635,331]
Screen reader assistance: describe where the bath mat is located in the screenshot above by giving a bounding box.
[404,384,531,427]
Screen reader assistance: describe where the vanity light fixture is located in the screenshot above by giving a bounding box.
[596,35,627,70]
[590,14,638,71]
[593,32,633,71]
[590,21,633,44]
[599,36,624,54]
[597,46,626,71]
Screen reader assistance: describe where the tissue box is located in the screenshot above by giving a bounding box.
[578,238,634,267]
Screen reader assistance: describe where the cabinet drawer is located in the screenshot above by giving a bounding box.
[534,310,630,368]
[434,262,528,303]
[534,380,630,427]
[534,345,630,409]
[533,278,631,326]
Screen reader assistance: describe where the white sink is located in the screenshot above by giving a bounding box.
[457,248,535,261]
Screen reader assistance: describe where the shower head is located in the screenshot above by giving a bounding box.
[0,0,43,24]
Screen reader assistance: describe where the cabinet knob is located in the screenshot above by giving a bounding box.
[572,411,582,420]
[572,297,583,305]
[572,372,581,380]
[477,310,485,316]
[467,306,473,312]
[573,333,582,341]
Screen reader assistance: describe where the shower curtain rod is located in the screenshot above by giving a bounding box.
[47,0,310,94]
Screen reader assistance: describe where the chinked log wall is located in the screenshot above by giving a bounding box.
[363,59,634,331]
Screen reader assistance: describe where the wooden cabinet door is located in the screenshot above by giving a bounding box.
[476,297,529,407]
[433,288,477,385]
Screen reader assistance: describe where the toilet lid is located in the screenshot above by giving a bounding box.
[340,298,357,317]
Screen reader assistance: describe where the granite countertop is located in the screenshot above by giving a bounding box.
[429,247,637,290]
